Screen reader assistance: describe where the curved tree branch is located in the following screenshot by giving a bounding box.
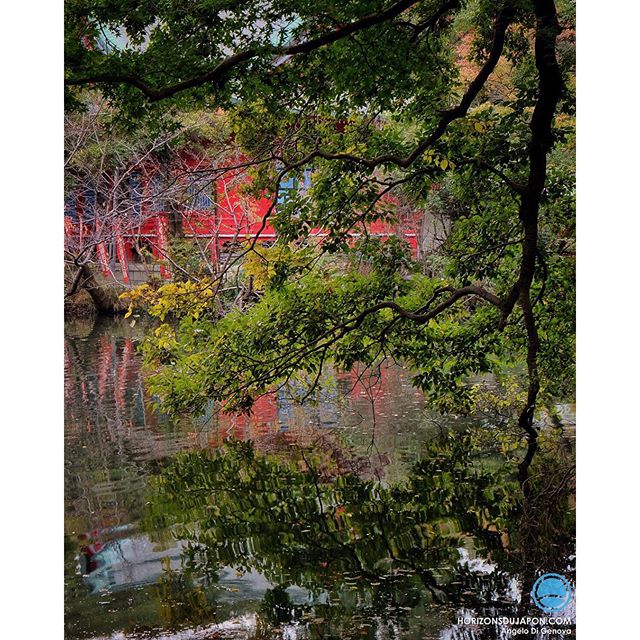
[66,0,431,101]
[346,285,502,328]
[278,7,513,171]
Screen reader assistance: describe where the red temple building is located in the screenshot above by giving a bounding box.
[64,154,429,285]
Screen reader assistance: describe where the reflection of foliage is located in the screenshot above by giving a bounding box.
[146,434,524,607]
[142,430,575,636]
[518,431,576,575]
[154,557,217,630]
[260,586,299,626]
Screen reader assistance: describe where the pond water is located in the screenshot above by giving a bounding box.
[65,317,576,640]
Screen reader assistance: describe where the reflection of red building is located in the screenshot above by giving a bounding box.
[216,394,279,443]
[64,154,423,284]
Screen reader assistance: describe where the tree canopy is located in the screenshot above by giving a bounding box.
[65,0,576,454]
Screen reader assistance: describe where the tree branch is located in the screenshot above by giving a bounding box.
[347,285,502,328]
[66,0,426,101]
[272,7,513,171]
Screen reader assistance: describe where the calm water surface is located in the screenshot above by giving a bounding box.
[65,317,575,640]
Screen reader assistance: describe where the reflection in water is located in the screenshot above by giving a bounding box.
[144,436,575,639]
[65,317,575,639]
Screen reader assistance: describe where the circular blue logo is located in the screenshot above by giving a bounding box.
[531,573,573,612]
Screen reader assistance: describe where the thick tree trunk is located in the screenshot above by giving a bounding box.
[514,0,563,489]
